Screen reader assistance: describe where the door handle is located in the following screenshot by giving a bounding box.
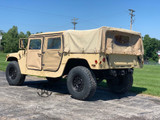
[37,53,41,57]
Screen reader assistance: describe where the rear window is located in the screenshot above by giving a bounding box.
[115,35,129,46]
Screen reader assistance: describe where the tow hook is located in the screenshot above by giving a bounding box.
[128,68,133,74]
[120,70,126,76]
[110,70,117,77]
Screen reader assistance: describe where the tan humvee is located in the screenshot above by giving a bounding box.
[5,26,144,100]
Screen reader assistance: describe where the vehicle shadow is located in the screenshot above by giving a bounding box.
[91,86,147,101]
[23,80,69,95]
[23,79,147,101]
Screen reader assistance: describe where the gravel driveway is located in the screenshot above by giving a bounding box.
[0,71,160,120]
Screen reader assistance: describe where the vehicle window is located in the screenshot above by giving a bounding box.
[29,39,41,49]
[47,37,61,49]
[115,35,129,46]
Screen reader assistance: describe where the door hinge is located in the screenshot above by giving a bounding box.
[58,51,62,56]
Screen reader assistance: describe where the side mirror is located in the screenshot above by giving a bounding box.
[19,38,28,49]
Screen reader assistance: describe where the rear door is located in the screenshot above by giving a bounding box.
[27,37,43,70]
[42,36,63,71]
[106,31,141,68]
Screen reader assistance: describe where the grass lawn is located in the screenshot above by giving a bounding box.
[132,65,160,96]
[0,52,8,71]
[0,51,160,97]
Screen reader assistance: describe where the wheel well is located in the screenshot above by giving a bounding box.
[63,59,90,75]
[7,57,18,62]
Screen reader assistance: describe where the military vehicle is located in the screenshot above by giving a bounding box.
[5,26,144,100]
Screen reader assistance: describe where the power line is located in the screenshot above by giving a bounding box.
[72,18,78,30]
[0,5,73,19]
[129,9,135,30]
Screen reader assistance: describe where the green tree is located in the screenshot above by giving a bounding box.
[1,26,31,53]
[18,31,26,38]
[2,26,19,53]
[26,31,31,37]
[143,35,159,62]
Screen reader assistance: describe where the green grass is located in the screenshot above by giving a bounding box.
[0,52,160,97]
[0,52,8,71]
[132,65,160,96]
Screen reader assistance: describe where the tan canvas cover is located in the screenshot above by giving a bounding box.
[105,30,144,55]
[63,28,103,53]
[63,27,144,55]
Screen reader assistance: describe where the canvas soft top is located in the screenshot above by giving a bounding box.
[30,26,144,55]
[63,27,143,55]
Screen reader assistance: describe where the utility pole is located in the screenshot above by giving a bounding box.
[72,17,78,30]
[129,9,135,30]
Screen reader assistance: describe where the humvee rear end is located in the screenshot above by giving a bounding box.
[5,26,144,100]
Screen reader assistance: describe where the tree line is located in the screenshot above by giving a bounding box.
[0,26,31,53]
[143,35,160,62]
[0,26,160,62]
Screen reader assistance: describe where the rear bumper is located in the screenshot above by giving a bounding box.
[107,54,143,69]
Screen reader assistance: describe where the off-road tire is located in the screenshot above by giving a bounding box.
[107,73,133,94]
[67,66,97,100]
[46,77,61,83]
[6,61,26,86]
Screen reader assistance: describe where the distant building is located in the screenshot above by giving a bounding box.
[0,34,2,51]
[0,34,2,40]
[157,51,160,64]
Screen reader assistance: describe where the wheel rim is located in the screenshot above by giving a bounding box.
[9,67,17,80]
[72,76,84,92]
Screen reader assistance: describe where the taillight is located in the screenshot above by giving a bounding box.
[102,58,105,62]
[95,60,98,64]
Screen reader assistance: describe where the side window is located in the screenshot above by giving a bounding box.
[29,39,41,49]
[47,37,61,49]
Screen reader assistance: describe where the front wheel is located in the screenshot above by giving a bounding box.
[67,66,97,100]
[6,61,26,86]
[107,73,133,94]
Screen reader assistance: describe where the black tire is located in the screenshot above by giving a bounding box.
[6,61,26,86]
[107,73,133,94]
[67,66,97,100]
[46,77,61,83]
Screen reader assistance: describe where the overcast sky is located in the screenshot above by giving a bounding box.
[0,0,160,39]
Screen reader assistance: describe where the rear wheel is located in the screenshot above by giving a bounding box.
[67,66,97,100]
[107,73,133,94]
[6,61,26,86]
